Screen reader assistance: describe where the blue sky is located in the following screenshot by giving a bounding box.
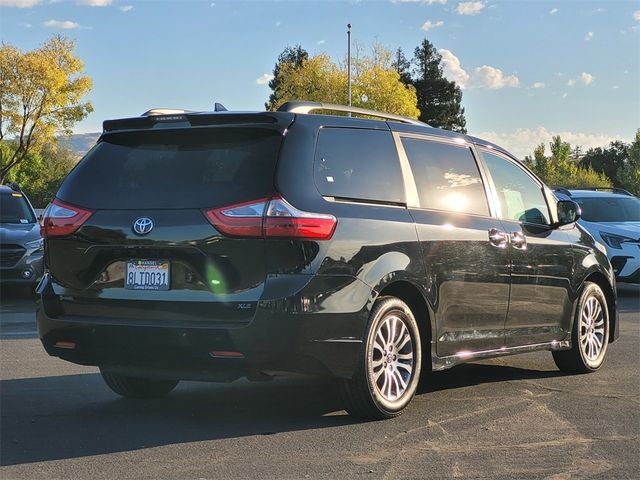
[1,0,639,157]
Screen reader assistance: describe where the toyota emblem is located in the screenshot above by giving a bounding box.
[132,217,154,235]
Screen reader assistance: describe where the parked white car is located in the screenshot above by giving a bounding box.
[555,188,640,284]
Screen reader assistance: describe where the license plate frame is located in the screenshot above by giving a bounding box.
[125,260,170,291]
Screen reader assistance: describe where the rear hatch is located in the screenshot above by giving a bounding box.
[45,119,289,326]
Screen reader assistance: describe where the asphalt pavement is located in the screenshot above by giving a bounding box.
[0,284,638,479]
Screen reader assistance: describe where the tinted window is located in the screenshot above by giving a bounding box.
[0,193,36,224]
[574,196,640,222]
[482,151,550,225]
[402,138,489,216]
[314,128,404,203]
[57,128,282,210]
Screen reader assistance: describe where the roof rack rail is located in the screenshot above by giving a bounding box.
[140,108,194,117]
[578,187,633,196]
[553,187,572,197]
[277,101,429,127]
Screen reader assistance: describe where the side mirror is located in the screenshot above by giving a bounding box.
[556,200,581,227]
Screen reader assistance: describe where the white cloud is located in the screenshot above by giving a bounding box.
[439,49,470,87]
[634,10,640,21]
[316,39,326,45]
[531,82,546,89]
[421,20,444,31]
[0,0,40,6]
[580,72,594,84]
[562,93,568,99]
[255,73,274,85]
[549,7,558,15]
[438,49,519,89]
[18,22,32,27]
[77,0,111,6]
[119,5,132,12]
[44,19,84,29]
[612,85,620,89]
[210,2,215,6]
[473,127,625,159]
[473,65,519,89]
[275,20,281,27]
[456,1,484,15]
[567,72,594,87]
[584,31,594,41]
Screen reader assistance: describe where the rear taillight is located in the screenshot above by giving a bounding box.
[40,199,94,238]
[203,195,337,240]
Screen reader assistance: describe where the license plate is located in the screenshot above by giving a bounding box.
[125,260,170,291]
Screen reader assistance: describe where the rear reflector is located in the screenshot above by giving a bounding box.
[210,351,245,358]
[54,341,76,350]
[40,199,94,238]
[203,195,337,240]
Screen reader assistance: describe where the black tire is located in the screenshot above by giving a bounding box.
[552,282,610,374]
[341,296,422,420]
[100,370,179,398]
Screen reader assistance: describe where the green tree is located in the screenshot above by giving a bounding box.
[391,47,412,85]
[265,45,309,111]
[4,141,78,207]
[617,130,640,195]
[411,39,466,132]
[265,45,420,119]
[580,141,629,188]
[0,35,92,183]
[523,136,612,189]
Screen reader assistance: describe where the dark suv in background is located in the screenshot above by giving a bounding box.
[37,101,618,419]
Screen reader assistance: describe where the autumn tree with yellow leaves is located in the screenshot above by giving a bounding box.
[0,35,93,183]
[266,44,420,119]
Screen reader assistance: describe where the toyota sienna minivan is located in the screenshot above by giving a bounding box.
[37,101,618,419]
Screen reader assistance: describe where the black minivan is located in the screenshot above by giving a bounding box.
[37,101,618,419]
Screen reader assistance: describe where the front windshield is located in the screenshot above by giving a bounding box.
[574,196,640,222]
[0,192,37,224]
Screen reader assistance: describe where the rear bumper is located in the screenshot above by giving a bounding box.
[36,273,372,380]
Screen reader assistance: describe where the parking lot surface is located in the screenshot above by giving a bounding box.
[1,285,638,479]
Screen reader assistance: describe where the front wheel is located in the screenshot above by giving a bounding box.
[552,282,610,374]
[341,296,422,419]
[100,370,179,398]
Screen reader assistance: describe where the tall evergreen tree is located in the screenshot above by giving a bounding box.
[266,45,309,111]
[411,39,466,133]
[391,47,412,85]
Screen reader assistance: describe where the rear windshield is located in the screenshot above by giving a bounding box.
[574,196,640,222]
[57,127,283,209]
[0,192,36,224]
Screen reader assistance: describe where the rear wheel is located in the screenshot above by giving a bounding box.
[552,282,610,373]
[100,370,179,398]
[341,296,422,419]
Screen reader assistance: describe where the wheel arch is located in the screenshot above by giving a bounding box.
[376,279,434,370]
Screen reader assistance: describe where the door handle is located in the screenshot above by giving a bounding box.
[511,231,527,250]
[488,228,508,248]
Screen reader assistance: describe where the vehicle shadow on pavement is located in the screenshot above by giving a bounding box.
[1,362,566,466]
[420,363,564,394]
[0,373,354,466]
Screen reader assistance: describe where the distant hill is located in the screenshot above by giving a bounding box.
[59,133,101,156]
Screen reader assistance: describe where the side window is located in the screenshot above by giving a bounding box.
[482,151,551,225]
[314,128,405,203]
[401,137,490,216]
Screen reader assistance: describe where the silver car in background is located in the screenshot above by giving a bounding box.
[0,184,44,287]
[555,188,640,284]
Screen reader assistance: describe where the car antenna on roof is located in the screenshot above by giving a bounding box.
[214,103,228,112]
